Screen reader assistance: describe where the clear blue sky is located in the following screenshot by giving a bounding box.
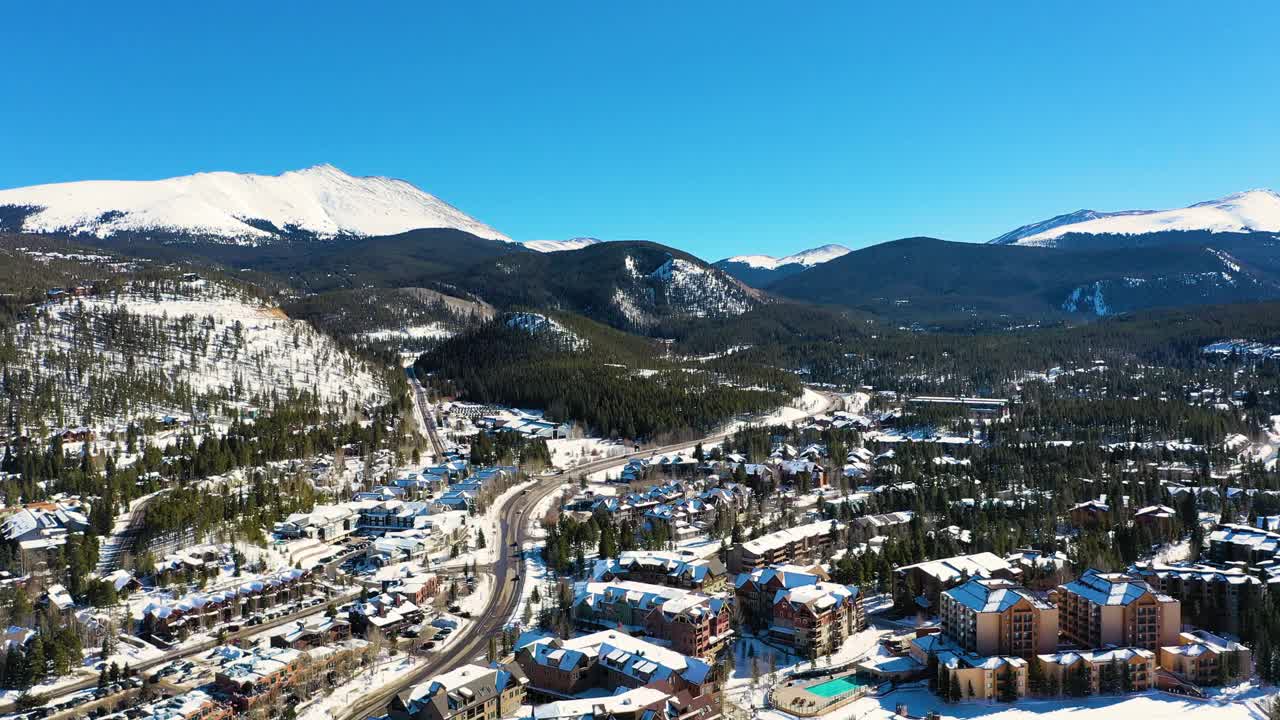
[3,2,1278,260]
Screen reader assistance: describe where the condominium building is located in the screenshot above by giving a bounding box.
[939,578,1058,658]
[1056,569,1181,651]
[592,550,727,591]
[769,581,864,657]
[1130,561,1263,636]
[728,520,845,573]
[530,687,674,720]
[99,690,232,720]
[1035,648,1156,694]
[1159,630,1252,686]
[517,631,720,720]
[1209,523,1280,565]
[571,581,733,659]
[390,663,528,720]
[894,552,1016,610]
[734,565,864,657]
[908,634,1029,701]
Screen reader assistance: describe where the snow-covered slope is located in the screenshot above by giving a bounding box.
[523,237,602,253]
[992,189,1280,247]
[6,279,389,440]
[0,164,510,244]
[721,244,851,269]
[647,257,755,318]
[505,311,587,349]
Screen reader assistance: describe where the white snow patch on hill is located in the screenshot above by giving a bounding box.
[722,244,851,269]
[0,164,509,243]
[523,237,601,253]
[361,323,455,343]
[505,312,587,350]
[1002,189,1280,246]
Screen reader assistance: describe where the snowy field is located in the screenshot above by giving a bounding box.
[723,387,832,433]
[546,437,629,469]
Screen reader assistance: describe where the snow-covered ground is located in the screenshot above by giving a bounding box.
[546,437,628,469]
[362,323,455,343]
[12,282,388,442]
[298,649,427,720]
[723,387,831,432]
[832,684,1276,720]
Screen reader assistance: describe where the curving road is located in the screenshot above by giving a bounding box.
[336,389,836,720]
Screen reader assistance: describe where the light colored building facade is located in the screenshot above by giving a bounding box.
[1036,648,1156,695]
[1056,569,1180,651]
[728,520,845,573]
[939,578,1058,658]
[1159,630,1252,686]
[390,663,527,720]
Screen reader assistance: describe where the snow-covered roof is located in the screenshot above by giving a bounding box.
[897,552,1012,584]
[741,520,843,555]
[1061,568,1164,607]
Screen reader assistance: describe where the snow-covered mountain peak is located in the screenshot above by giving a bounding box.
[782,244,852,266]
[0,165,511,244]
[721,244,851,269]
[523,237,602,253]
[993,189,1280,247]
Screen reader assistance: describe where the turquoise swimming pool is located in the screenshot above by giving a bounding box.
[805,675,865,698]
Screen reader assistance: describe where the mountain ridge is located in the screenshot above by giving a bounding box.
[0,163,511,243]
[991,189,1280,247]
[713,244,851,288]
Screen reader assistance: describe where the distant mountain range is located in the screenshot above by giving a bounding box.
[4,165,1280,326]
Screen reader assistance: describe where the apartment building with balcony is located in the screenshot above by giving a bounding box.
[572,580,732,659]
[1130,561,1263,636]
[734,565,864,657]
[592,550,727,591]
[728,520,845,573]
[939,578,1058,658]
[1159,630,1252,686]
[1035,648,1156,694]
[1209,523,1280,565]
[517,631,720,720]
[1055,569,1180,651]
[390,662,528,720]
[908,634,1029,701]
[894,552,1016,610]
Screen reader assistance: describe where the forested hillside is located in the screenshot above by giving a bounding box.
[0,265,392,445]
[415,311,798,441]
